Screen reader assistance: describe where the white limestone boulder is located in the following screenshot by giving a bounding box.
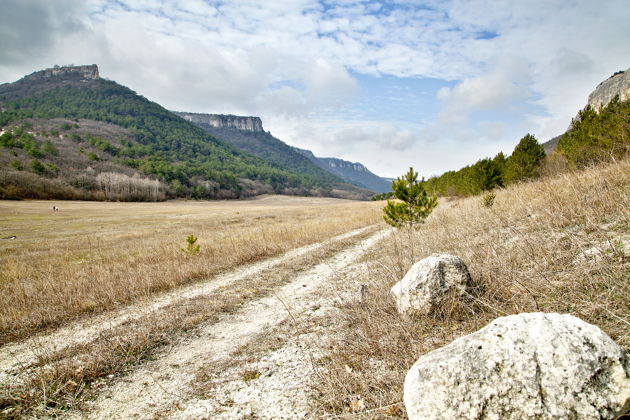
[404,312,630,419]
[390,253,472,316]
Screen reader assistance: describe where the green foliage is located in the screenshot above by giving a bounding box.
[86,152,100,161]
[69,132,83,142]
[0,129,44,157]
[86,134,119,155]
[182,234,200,255]
[30,159,46,174]
[46,163,60,175]
[42,140,59,156]
[383,167,437,228]
[10,160,22,170]
[504,134,545,185]
[424,152,506,197]
[557,97,630,167]
[371,191,394,201]
[0,80,341,198]
[59,122,78,130]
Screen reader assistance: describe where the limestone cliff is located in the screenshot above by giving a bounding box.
[175,112,263,132]
[22,64,100,82]
[587,68,630,111]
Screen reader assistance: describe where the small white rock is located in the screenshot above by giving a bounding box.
[391,253,472,316]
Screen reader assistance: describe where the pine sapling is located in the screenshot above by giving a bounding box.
[383,167,437,228]
[182,234,200,255]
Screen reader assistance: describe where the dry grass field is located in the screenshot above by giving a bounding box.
[313,160,630,418]
[0,195,382,343]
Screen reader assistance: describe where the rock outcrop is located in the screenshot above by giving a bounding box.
[587,68,630,111]
[0,65,100,103]
[22,64,100,82]
[390,254,472,316]
[175,112,264,132]
[404,312,630,420]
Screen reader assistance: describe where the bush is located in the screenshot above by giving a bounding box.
[43,140,59,156]
[383,167,437,228]
[504,134,545,185]
[181,234,200,255]
[30,159,46,174]
[10,160,22,171]
[481,191,496,208]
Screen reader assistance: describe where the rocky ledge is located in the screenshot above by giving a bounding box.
[22,64,100,82]
[175,112,264,132]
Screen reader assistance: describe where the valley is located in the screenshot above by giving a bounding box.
[0,5,628,417]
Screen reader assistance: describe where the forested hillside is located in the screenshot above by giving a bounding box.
[173,119,348,188]
[0,67,369,200]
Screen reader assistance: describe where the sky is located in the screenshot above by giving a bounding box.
[1,0,629,178]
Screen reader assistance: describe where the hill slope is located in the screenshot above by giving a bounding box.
[293,147,392,193]
[175,111,387,194]
[0,65,369,200]
[174,112,352,189]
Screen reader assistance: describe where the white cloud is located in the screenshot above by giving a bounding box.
[436,57,531,124]
[1,0,629,176]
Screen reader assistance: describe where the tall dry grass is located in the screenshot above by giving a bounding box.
[313,160,630,418]
[0,196,382,343]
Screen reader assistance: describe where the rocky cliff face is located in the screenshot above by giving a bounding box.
[23,65,100,82]
[587,68,629,111]
[175,112,263,132]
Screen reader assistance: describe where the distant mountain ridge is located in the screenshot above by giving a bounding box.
[293,147,392,193]
[176,111,390,193]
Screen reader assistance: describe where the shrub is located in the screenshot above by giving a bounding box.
[481,191,496,208]
[182,234,200,255]
[43,140,59,156]
[30,159,46,174]
[10,160,22,171]
[383,167,437,228]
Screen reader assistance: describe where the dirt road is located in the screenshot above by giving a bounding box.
[1,225,389,419]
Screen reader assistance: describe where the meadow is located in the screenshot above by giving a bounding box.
[313,160,630,417]
[0,195,382,343]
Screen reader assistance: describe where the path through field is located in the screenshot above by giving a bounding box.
[1,224,389,419]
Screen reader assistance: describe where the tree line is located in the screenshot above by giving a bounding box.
[375,96,629,200]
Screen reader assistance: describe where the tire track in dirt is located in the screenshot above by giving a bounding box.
[70,229,390,419]
[0,226,376,387]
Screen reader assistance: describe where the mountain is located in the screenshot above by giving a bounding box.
[293,147,392,193]
[173,112,354,190]
[0,65,370,200]
[175,111,389,193]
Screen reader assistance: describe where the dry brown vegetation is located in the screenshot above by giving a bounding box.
[0,227,377,418]
[0,195,382,343]
[313,160,630,418]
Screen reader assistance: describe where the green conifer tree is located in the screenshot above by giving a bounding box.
[504,134,545,185]
[383,167,437,228]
